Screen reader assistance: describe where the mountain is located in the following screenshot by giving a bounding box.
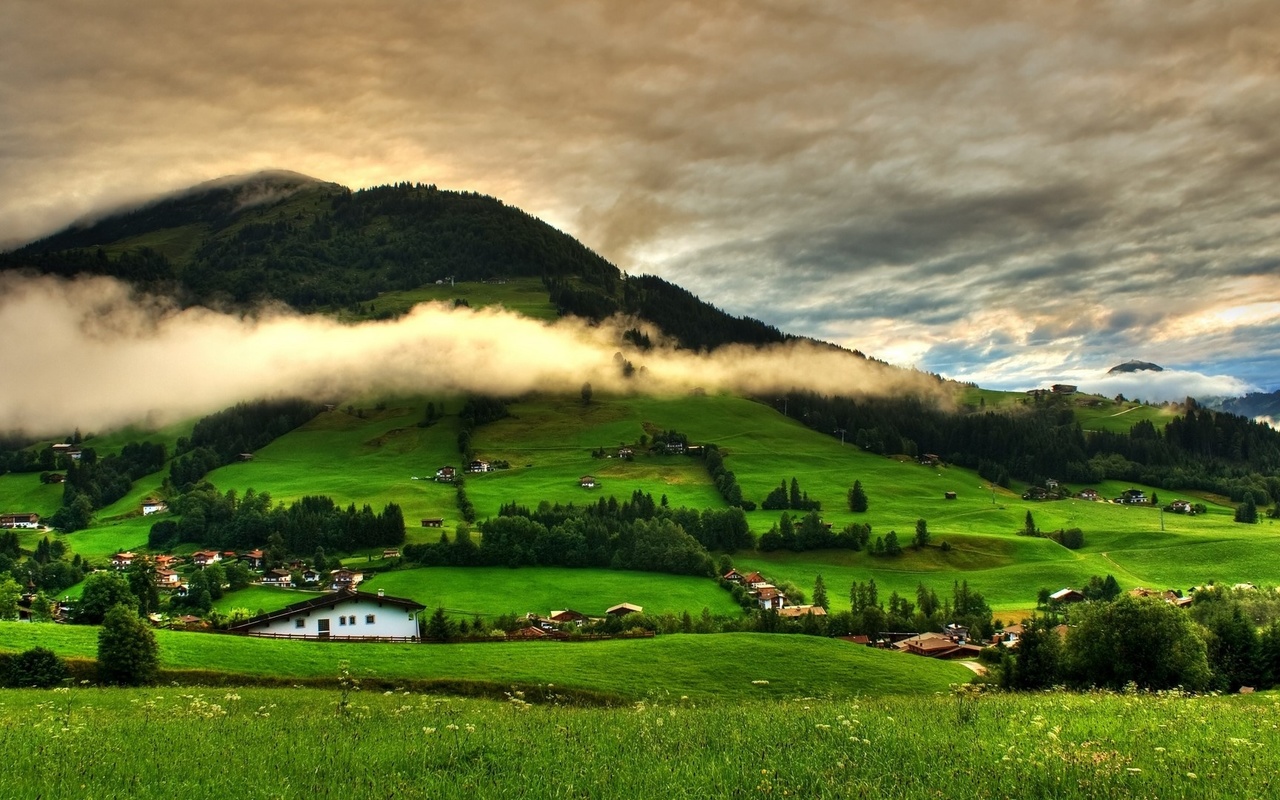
[1217,390,1280,421]
[1108,360,1164,374]
[2,173,786,351]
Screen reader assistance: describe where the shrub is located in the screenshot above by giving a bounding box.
[97,603,159,686]
[4,646,69,688]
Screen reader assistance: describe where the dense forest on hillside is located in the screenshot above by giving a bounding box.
[778,391,1280,503]
[3,175,785,352]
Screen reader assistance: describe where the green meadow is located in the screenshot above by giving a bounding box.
[1,684,1276,799]
[345,276,560,322]
[0,623,967,700]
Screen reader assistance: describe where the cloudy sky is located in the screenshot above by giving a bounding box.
[2,0,1277,398]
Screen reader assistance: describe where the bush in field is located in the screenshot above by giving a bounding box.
[4,647,68,688]
[97,603,159,686]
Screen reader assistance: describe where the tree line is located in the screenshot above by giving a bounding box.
[169,399,321,489]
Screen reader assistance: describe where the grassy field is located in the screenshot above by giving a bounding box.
[1,684,1276,798]
[342,277,560,322]
[0,471,63,518]
[0,623,967,700]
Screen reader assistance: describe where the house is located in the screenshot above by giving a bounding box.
[919,454,942,466]
[777,605,826,618]
[1022,487,1050,501]
[1050,588,1086,604]
[228,589,425,640]
[155,568,182,587]
[743,572,769,589]
[944,491,957,500]
[894,631,985,659]
[549,609,588,624]
[1051,384,1077,394]
[467,460,491,473]
[1169,500,1194,514]
[617,447,634,459]
[1115,489,1147,505]
[1045,479,1060,490]
[300,568,322,584]
[722,568,745,584]
[111,552,136,570]
[330,568,363,591]
[141,499,168,515]
[241,550,264,569]
[580,475,597,489]
[756,585,786,611]
[192,550,222,568]
[435,466,456,482]
[1,512,41,529]
[154,554,180,569]
[238,453,254,462]
[261,569,294,588]
[1077,489,1100,501]
[421,518,444,528]
[606,602,643,616]
[382,548,400,559]
[992,623,1025,647]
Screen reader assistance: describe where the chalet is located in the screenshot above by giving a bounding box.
[777,605,826,618]
[743,572,769,590]
[382,548,401,559]
[919,454,942,466]
[617,447,634,459]
[155,568,182,587]
[52,443,82,460]
[228,589,424,640]
[580,475,597,489]
[466,460,491,473]
[330,568,363,591]
[1045,479,1060,490]
[1169,500,1194,514]
[1051,384,1077,394]
[421,518,444,528]
[991,623,1025,647]
[300,568,322,584]
[665,441,686,454]
[192,550,222,568]
[0,513,41,529]
[154,554,180,569]
[686,445,705,456]
[549,609,588,625]
[510,625,563,640]
[722,568,745,584]
[141,499,167,515]
[1115,489,1147,505]
[1022,487,1050,501]
[1077,489,1100,501]
[895,631,986,660]
[606,602,643,616]
[242,550,264,569]
[1050,588,1086,604]
[111,552,137,570]
[435,466,456,482]
[756,585,786,611]
[261,569,294,588]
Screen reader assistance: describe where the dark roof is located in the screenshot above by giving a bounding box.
[229,589,425,631]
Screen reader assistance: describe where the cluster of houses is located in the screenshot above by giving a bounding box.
[109,548,368,595]
[722,568,826,618]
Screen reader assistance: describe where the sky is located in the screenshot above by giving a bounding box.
[2,0,1278,402]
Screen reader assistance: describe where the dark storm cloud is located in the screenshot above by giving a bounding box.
[2,0,1279,402]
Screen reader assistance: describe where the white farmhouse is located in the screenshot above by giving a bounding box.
[228,589,425,640]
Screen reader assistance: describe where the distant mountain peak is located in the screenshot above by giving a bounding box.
[1108,360,1164,374]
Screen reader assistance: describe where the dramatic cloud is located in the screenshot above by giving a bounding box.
[0,274,943,436]
[2,1,1278,393]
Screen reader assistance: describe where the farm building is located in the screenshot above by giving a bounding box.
[141,499,168,515]
[580,475,597,489]
[606,602,642,616]
[229,589,424,640]
[1050,588,1086,604]
[0,513,41,529]
[421,518,444,528]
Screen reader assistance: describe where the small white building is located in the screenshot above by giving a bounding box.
[141,499,168,515]
[228,589,424,640]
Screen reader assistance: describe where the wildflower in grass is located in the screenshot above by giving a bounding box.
[1187,773,1197,779]
[752,680,769,686]
[447,724,459,731]
[423,727,436,735]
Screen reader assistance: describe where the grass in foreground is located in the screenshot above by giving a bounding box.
[0,685,1275,799]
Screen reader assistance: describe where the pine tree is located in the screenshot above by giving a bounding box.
[848,480,868,512]
[1023,510,1037,536]
[813,574,829,609]
[914,518,930,549]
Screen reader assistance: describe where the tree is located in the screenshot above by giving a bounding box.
[581,382,593,406]
[97,603,159,686]
[883,530,902,556]
[1004,616,1061,690]
[1064,595,1211,691]
[913,519,930,549]
[76,571,136,624]
[126,559,160,617]
[1023,510,1037,536]
[426,607,456,642]
[1235,495,1259,524]
[813,574,829,609]
[5,646,68,688]
[848,480,868,512]
[0,576,20,621]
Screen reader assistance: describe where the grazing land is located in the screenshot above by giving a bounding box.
[0,684,1276,799]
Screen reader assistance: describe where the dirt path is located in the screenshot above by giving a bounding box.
[959,661,987,675]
